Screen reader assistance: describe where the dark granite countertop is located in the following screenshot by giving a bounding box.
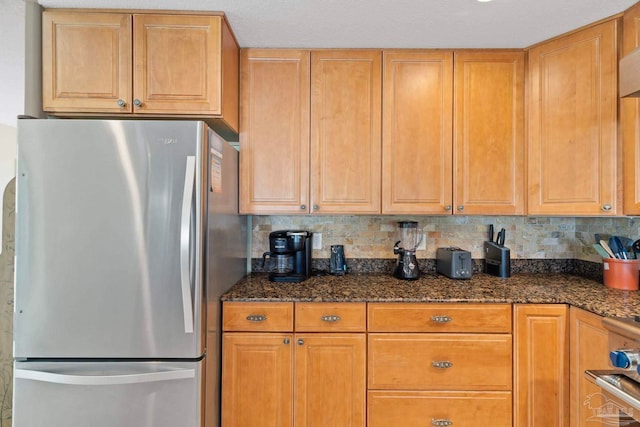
[221,272,640,318]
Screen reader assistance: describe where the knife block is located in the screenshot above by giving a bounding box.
[484,241,511,278]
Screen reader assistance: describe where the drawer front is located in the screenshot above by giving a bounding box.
[295,302,366,332]
[222,302,293,332]
[368,303,512,333]
[368,391,512,427]
[368,333,512,390]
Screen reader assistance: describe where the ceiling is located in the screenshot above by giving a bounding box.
[38,0,639,49]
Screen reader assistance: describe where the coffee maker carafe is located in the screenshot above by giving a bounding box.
[262,230,312,282]
[393,221,422,280]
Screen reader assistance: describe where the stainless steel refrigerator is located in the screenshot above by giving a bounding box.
[12,119,246,427]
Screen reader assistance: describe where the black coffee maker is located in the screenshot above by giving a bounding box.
[262,230,312,282]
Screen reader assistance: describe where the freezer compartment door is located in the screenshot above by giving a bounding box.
[15,120,209,358]
[13,360,203,427]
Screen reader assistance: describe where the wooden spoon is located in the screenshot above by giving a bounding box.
[599,240,617,259]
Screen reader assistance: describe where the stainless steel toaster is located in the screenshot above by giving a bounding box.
[436,247,473,279]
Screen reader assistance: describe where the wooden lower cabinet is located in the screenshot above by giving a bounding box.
[514,304,569,427]
[569,307,609,427]
[368,390,512,427]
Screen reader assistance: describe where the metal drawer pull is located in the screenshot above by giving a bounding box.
[431,315,452,323]
[432,419,453,427]
[321,315,341,322]
[432,361,454,369]
[246,315,267,322]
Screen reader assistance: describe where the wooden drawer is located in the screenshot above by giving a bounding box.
[368,333,512,390]
[368,390,512,427]
[222,302,293,332]
[368,303,512,333]
[295,302,366,332]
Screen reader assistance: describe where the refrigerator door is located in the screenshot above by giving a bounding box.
[13,360,203,427]
[15,120,207,358]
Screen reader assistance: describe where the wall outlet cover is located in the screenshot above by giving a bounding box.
[312,232,322,250]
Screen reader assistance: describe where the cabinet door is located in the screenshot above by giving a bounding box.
[295,334,366,427]
[623,3,640,214]
[310,50,382,214]
[133,14,227,115]
[381,50,453,214]
[527,20,618,215]
[221,333,293,427]
[42,11,132,113]
[514,304,569,427]
[239,49,310,214]
[569,307,608,427]
[454,50,525,215]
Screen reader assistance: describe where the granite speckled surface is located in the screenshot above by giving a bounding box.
[222,272,640,318]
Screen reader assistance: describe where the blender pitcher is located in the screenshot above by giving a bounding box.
[393,221,422,280]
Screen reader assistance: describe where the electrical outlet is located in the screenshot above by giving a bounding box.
[312,233,322,250]
[417,234,427,250]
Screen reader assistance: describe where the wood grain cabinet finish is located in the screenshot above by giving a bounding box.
[381,50,524,215]
[382,50,453,214]
[43,10,239,132]
[368,390,512,427]
[622,3,640,214]
[222,302,366,427]
[569,307,608,427]
[239,49,310,214]
[221,333,294,427]
[453,50,525,215]
[527,19,619,215]
[514,304,569,427]
[310,50,382,214]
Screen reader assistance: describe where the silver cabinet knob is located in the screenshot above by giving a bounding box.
[283,338,290,345]
[457,205,464,211]
[313,205,319,211]
[116,99,126,107]
[300,205,306,210]
[602,204,612,211]
[444,205,452,211]
[133,99,142,108]
[297,338,304,346]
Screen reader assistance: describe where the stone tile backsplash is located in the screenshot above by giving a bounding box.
[250,215,640,264]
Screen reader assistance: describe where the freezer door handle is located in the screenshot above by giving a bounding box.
[14,367,195,386]
[180,156,196,334]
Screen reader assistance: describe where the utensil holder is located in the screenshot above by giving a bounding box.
[603,258,640,290]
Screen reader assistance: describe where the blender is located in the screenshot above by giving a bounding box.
[393,221,422,280]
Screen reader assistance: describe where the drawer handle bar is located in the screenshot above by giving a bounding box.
[431,315,452,323]
[432,361,454,369]
[246,315,267,322]
[432,419,453,427]
[321,315,341,323]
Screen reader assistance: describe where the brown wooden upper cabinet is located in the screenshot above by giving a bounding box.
[527,19,619,216]
[622,3,640,215]
[240,49,381,214]
[42,10,239,133]
[382,50,525,215]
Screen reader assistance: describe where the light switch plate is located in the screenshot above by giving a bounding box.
[312,233,322,250]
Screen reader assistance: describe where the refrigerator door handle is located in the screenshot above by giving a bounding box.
[180,156,196,334]
[14,367,195,386]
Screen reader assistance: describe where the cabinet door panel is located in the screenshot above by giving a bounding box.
[222,333,293,427]
[133,14,222,114]
[310,50,382,214]
[382,50,453,214]
[527,20,618,215]
[454,51,525,215]
[42,11,132,113]
[623,4,640,214]
[239,49,310,214]
[295,334,366,427]
[514,304,569,427]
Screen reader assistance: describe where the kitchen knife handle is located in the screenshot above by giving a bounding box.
[489,224,494,242]
[179,156,196,334]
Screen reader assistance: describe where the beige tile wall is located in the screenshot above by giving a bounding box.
[251,215,640,263]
